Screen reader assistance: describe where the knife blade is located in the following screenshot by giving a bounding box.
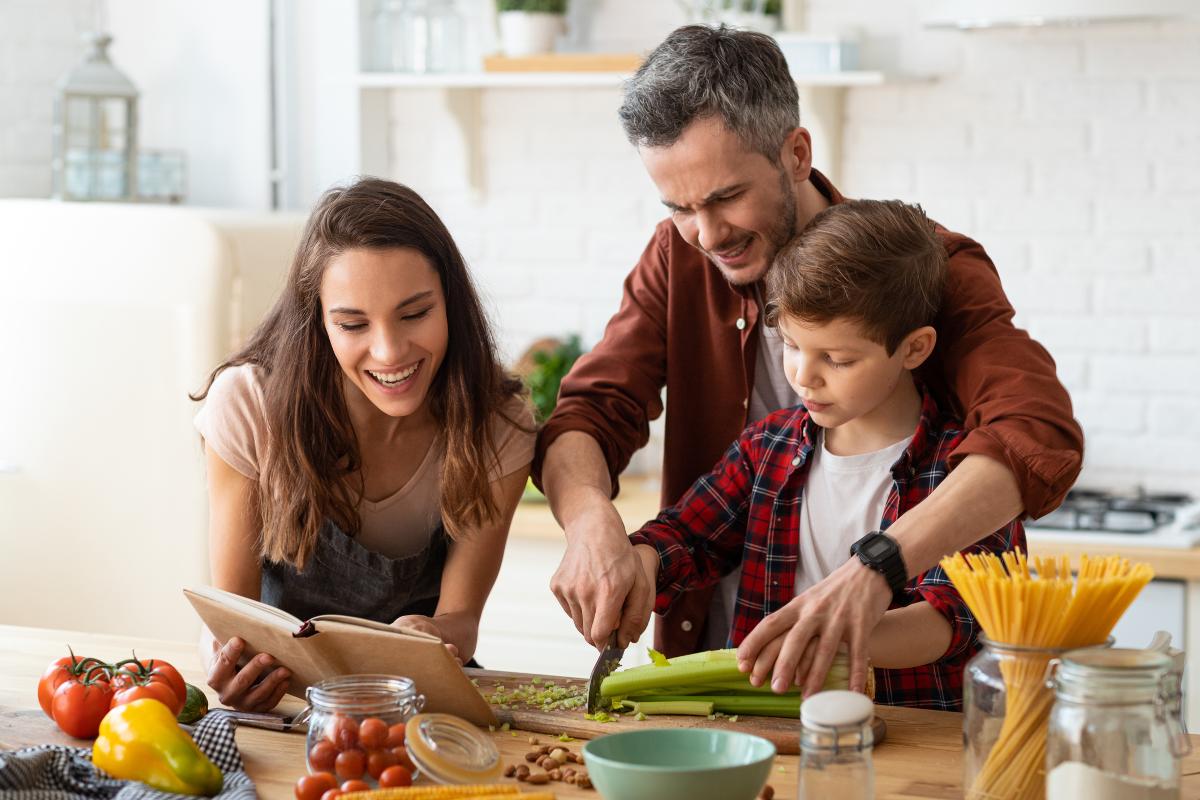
[586,631,626,714]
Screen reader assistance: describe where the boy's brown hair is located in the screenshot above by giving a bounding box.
[765,199,947,354]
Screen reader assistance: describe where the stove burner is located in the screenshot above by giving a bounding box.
[1030,488,1195,534]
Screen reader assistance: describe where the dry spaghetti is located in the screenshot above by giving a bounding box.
[940,550,1153,800]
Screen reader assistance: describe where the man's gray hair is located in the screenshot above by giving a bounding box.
[618,25,800,164]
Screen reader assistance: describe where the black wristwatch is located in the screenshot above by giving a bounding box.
[850,531,909,604]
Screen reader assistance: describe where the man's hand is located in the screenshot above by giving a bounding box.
[549,500,655,649]
[736,558,892,696]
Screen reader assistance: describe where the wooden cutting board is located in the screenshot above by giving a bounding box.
[469,669,885,756]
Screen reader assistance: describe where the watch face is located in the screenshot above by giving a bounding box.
[864,537,892,559]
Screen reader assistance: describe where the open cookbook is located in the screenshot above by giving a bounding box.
[184,586,497,726]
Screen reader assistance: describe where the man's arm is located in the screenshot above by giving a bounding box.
[544,431,654,649]
[933,235,1083,517]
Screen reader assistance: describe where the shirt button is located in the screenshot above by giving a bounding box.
[681,620,694,632]
[736,317,746,330]
[791,457,801,467]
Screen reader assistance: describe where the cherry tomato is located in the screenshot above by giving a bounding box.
[295,772,337,800]
[111,679,184,715]
[390,745,415,772]
[366,749,398,780]
[51,677,114,739]
[320,791,342,800]
[308,740,338,771]
[358,717,388,750]
[326,715,359,751]
[385,722,406,748]
[38,655,106,717]
[378,765,413,788]
[340,780,369,793]
[334,749,366,780]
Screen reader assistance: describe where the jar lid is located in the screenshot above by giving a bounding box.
[404,713,502,785]
[800,690,873,729]
[1061,648,1171,674]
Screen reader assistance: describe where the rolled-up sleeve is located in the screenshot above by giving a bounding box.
[934,236,1084,518]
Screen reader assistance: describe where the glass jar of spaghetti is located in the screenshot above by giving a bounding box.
[962,637,1110,800]
[304,675,425,785]
[1046,648,1188,798]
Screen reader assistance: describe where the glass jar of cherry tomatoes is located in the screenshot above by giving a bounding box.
[304,675,425,787]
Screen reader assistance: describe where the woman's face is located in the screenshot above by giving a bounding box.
[320,247,449,420]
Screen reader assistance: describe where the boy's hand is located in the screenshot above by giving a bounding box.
[736,558,892,696]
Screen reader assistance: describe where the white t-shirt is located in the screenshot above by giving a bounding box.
[193,364,536,560]
[795,430,911,595]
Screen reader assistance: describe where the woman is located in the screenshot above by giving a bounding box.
[192,178,533,711]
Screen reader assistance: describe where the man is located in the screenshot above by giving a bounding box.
[533,24,1082,695]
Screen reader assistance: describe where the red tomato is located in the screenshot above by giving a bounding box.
[384,722,406,748]
[37,655,105,718]
[51,678,114,738]
[334,749,366,780]
[111,679,183,715]
[118,659,186,705]
[295,772,337,800]
[358,717,388,750]
[326,715,359,751]
[366,749,398,779]
[339,780,369,793]
[391,745,415,772]
[378,765,413,788]
[308,740,338,772]
[319,791,342,800]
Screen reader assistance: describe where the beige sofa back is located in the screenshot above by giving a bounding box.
[0,200,303,640]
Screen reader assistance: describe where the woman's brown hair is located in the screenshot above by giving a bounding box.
[193,178,527,569]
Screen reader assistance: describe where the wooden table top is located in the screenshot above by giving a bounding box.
[3,624,1199,799]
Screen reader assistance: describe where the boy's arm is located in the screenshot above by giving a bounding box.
[627,434,757,615]
[906,517,1026,663]
[868,603,952,669]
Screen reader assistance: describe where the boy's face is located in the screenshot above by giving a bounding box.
[777,314,913,430]
[639,116,803,286]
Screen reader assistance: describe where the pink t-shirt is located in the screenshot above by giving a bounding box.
[194,364,536,559]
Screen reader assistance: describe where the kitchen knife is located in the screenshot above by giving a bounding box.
[585,631,626,714]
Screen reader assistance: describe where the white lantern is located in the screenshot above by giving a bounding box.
[51,33,138,201]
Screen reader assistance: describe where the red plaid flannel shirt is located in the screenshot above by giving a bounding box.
[629,389,1025,711]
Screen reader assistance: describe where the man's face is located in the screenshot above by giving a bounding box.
[639,116,798,286]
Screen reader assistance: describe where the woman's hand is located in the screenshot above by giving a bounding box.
[392,614,461,664]
[206,636,292,712]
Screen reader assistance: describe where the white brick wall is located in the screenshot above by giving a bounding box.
[820,3,1200,493]
[383,5,1200,492]
[0,0,95,197]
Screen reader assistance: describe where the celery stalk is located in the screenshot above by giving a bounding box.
[621,699,715,716]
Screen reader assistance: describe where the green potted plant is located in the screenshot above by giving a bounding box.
[515,334,585,500]
[715,0,781,33]
[496,0,568,57]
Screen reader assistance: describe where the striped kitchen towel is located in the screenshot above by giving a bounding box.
[0,709,255,800]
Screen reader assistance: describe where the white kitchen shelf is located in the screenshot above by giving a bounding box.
[357,70,886,89]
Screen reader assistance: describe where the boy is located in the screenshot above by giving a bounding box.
[628,199,1025,710]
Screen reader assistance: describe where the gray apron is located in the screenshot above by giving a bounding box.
[261,519,447,624]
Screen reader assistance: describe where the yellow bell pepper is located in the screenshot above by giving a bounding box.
[92,698,224,796]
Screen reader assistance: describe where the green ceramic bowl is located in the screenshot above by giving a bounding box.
[582,728,776,800]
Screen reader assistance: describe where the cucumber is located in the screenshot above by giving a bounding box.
[177,683,209,724]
